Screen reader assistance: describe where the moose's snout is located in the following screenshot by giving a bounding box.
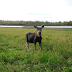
[39,32,41,36]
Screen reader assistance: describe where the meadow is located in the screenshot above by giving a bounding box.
[0,27,72,72]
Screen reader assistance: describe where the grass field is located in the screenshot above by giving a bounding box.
[0,27,72,72]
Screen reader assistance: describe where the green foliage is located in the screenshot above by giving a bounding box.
[0,28,72,72]
[0,20,72,26]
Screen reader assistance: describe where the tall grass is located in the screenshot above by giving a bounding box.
[0,28,72,72]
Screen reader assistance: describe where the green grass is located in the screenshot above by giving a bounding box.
[0,28,72,72]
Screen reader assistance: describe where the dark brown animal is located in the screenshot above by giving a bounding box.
[25,25,44,51]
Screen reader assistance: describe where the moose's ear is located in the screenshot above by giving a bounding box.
[34,25,37,28]
[42,25,44,28]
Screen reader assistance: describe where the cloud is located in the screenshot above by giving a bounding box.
[26,13,51,15]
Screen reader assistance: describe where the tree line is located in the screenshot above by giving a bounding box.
[0,20,72,26]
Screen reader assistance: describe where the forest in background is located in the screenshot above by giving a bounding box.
[0,20,72,26]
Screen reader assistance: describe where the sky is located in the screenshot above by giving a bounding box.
[0,0,72,22]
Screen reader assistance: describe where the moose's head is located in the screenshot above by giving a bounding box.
[34,25,44,37]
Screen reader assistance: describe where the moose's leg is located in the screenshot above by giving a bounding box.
[25,34,29,51]
[26,42,29,52]
[39,42,42,51]
[34,42,36,50]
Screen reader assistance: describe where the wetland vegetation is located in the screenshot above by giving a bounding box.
[0,28,72,72]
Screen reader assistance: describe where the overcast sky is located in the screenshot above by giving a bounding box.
[0,0,72,22]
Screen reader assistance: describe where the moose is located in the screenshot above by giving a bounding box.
[25,25,44,51]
